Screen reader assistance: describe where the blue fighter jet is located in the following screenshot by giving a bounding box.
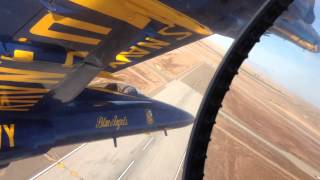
[0,0,319,167]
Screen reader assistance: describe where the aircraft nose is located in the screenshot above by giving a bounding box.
[171,108,194,126]
[178,110,194,125]
[154,102,194,128]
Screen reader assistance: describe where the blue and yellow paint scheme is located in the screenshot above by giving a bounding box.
[0,0,319,166]
[0,83,193,165]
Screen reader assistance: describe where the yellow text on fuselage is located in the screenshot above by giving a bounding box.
[96,115,128,130]
[0,124,15,150]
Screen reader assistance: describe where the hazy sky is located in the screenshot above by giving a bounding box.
[208,1,320,108]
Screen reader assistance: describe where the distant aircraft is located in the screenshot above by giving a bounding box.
[0,0,318,166]
[271,0,320,52]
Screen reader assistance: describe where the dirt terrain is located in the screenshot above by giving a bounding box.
[202,44,320,179]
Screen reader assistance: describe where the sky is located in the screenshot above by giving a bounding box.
[208,1,320,108]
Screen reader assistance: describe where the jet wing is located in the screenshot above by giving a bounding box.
[1,0,214,104]
[1,0,320,107]
[1,1,212,163]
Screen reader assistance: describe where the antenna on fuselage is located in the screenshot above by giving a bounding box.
[113,137,117,147]
[163,129,168,136]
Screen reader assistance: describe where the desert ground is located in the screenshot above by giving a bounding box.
[1,37,319,180]
[205,65,320,180]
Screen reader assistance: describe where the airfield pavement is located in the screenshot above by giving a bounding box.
[1,37,320,180]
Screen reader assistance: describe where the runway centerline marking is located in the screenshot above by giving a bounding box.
[142,137,154,151]
[117,160,135,180]
[29,143,87,180]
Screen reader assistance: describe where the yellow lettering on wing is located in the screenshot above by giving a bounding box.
[118,46,150,58]
[63,51,89,67]
[137,37,170,49]
[0,67,65,84]
[110,46,150,68]
[109,36,173,69]
[30,13,112,45]
[3,124,14,148]
[108,61,129,69]
[107,25,192,69]
[158,25,192,40]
